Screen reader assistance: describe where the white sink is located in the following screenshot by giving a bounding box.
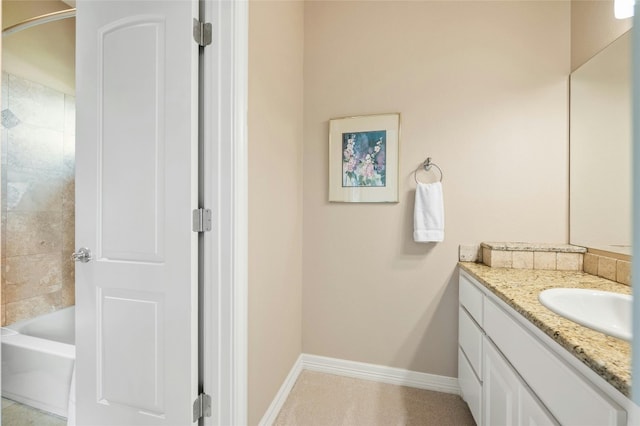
[538,288,632,341]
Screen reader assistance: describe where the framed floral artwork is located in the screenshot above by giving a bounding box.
[329,113,400,202]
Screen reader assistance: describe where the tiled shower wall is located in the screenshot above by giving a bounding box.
[1,72,75,326]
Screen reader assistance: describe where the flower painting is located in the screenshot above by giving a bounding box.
[342,131,386,187]
[329,113,400,203]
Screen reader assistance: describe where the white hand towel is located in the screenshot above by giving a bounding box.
[413,181,444,242]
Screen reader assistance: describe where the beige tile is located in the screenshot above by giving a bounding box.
[63,132,75,176]
[61,176,74,210]
[61,250,75,307]
[598,256,617,281]
[1,303,5,326]
[1,209,6,259]
[617,260,631,286]
[1,125,5,161]
[482,247,492,267]
[2,72,8,109]
[4,292,61,325]
[556,253,583,271]
[2,129,10,163]
[7,124,64,171]
[8,73,65,131]
[459,244,480,262]
[4,253,62,303]
[1,254,5,288]
[583,253,599,275]
[64,94,76,135]
[489,250,512,268]
[0,164,8,213]
[512,251,533,269]
[62,205,75,252]
[533,251,556,270]
[6,167,63,212]
[6,211,62,256]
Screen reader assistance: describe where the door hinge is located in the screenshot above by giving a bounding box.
[193,392,212,422]
[193,18,212,47]
[192,208,212,232]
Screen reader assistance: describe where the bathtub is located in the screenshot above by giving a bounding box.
[2,306,75,418]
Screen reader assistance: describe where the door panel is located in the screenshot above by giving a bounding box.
[99,16,166,263]
[484,338,518,426]
[99,289,165,413]
[75,1,199,424]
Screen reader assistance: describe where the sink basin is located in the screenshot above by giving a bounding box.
[538,288,632,341]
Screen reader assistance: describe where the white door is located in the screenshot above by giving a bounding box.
[75,0,199,424]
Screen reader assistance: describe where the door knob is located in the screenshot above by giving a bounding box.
[72,247,92,263]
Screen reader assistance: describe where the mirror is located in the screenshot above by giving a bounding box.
[570,30,631,256]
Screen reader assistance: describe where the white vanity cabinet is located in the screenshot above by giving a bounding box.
[458,270,626,426]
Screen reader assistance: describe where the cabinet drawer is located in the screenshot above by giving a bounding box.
[459,307,483,379]
[459,272,483,325]
[458,348,482,426]
[484,298,625,426]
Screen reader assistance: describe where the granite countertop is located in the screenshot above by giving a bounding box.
[458,262,631,397]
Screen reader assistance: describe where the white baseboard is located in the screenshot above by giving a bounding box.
[301,354,460,395]
[259,353,460,426]
[258,354,304,426]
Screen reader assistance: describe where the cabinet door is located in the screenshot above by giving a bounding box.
[519,386,558,426]
[484,337,557,426]
[484,338,518,425]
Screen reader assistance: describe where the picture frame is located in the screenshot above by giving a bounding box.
[329,113,400,203]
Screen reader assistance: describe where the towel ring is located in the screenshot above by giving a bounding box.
[414,158,443,184]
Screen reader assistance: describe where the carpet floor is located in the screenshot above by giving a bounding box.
[274,370,476,426]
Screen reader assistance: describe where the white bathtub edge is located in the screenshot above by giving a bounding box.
[2,333,75,359]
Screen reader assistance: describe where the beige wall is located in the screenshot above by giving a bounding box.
[302,1,570,378]
[571,0,632,71]
[2,1,75,95]
[248,1,304,424]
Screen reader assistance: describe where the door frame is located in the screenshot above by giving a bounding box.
[202,0,248,424]
[0,0,248,423]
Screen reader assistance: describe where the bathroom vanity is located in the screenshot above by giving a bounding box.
[457,263,636,426]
